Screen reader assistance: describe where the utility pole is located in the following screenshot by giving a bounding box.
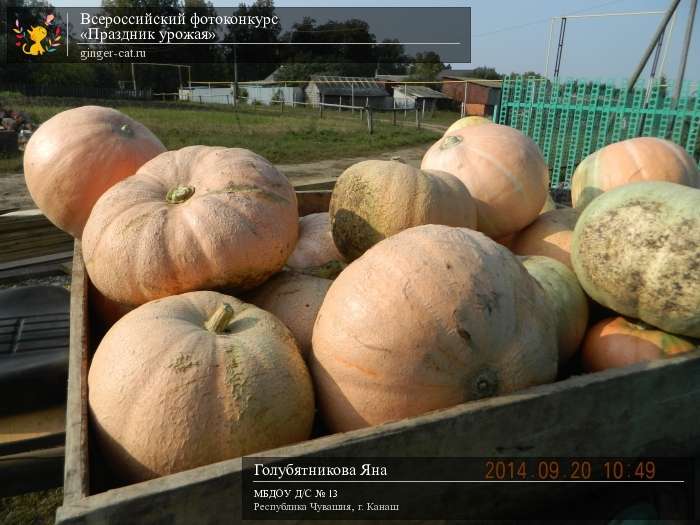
[553,17,567,79]
[672,0,697,100]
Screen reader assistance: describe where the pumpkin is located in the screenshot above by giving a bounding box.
[571,137,699,210]
[310,225,557,432]
[581,316,696,372]
[512,208,579,270]
[88,283,134,337]
[445,115,492,134]
[82,146,298,306]
[23,106,165,238]
[286,212,344,271]
[520,256,589,364]
[494,232,517,249]
[540,193,557,214]
[246,271,332,360]
[88,290,314,482]
[421,124,549,238]
[572,181,700,338]
[329,160,477,261]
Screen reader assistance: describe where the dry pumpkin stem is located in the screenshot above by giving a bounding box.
[166,185,196,204]
[205,303,235,333]
[440,135,462,149]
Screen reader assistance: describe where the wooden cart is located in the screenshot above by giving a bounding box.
[56,190,700,523]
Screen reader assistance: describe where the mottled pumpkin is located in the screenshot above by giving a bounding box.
[572,181,700,338]
[82,146,298,306]
[311,225,557,432]
[23,106,165,238]
[88,291,314,482]
[329,159,477,261]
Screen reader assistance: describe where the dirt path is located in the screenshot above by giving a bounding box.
[0,143,434,211]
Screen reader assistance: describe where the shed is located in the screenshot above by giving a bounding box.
[179,86,235,105]
[392,85,449,112]
[440,75,503,117]
[244,67,305,106]
[305,76,391,109]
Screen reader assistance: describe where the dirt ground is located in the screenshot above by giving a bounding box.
[0,144,430,212]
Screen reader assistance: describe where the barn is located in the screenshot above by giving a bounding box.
[392,85,450,113]
[245,68,305,106]
[439,72,502,117]
[305,76,391,109]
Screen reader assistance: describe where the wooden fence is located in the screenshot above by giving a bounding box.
[495,76,700,188]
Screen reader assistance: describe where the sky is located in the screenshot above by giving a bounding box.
[49,0,700,83]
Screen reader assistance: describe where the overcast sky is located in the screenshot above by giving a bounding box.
[48,0,700,83]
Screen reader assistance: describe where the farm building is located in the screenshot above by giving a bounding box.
[305,76,391,109]
[179,85,235,105]
[439,72,502,117]
[392,85,450,112]
[244,68,305,106]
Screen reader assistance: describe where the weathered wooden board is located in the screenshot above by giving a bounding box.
[296,190,332,216]
[56,242,700,523]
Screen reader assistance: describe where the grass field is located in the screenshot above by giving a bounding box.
[0,92,448,175]
[0,488,62,525]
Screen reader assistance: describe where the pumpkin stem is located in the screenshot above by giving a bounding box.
[118,123,134,138]
[390,156,406,163]
[166,185,195,204]
[441,135,463,150]
[205,303,235,333]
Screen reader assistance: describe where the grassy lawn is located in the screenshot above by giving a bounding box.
[0,92,442,175]
[0,488,62,525]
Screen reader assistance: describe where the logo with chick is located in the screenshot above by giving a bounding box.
[13,13,62,56]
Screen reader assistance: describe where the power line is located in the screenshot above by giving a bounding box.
[473,0,628,38]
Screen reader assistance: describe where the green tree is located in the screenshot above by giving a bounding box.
[471,66,502,80]
[406,52,444,82]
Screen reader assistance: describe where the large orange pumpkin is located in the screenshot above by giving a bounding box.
[23,106,165,238]
[581,316,696,372]
[88,291,315,482]
[512,208,579,270]
[571,137,699,210]
[329,160,477,261]
[310,225,557,432]
[286,212,344,271]
[82,146,298,306]
[445,115,492,134]
[247,271,332,359]
[421,124,550,238]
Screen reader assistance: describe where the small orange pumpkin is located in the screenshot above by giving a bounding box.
[286,212,344,271]
[23,106,165,238]
[581,316,696,372]
[512,208,579,270]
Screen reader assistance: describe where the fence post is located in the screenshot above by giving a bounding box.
[415,108,420,129]
[393,109,397,126]
[367,107,373,134]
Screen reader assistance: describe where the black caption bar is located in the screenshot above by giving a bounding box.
[242,457,695,520]
[5,6,471,64]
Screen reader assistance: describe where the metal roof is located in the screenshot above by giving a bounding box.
[394,85,449,99]
[309,76,389,97]
[439,75,503,88]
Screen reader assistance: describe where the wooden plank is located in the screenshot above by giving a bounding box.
[0,404,65,447]
[0,250,75,271]
[292,179,337,191]
[57,344,700,523]
[0,262,70,282]
[296,190,332,216]
[62,242,90,504]
[0,446,64,498]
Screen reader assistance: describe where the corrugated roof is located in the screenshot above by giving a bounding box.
[394,85,449,99]
[309,76,389,97]
[439,75,503,88]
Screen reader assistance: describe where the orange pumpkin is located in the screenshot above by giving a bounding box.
[247,271,332,359]
[329,160,477,261]
[571,137,699,210]
[421,124,550,238]
[23,106,165,238]
[82,146,298,306]
[581,316,696,372]
[512,208,579,270]
[286,212,344,271]
[445,115,492,134]
[88,291,315,482]
[310,225,557,432]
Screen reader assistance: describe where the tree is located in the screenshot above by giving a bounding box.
[406,52,444,82]
[471,66,502,80]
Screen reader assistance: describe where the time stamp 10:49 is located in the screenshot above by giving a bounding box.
[484,459,659,481]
